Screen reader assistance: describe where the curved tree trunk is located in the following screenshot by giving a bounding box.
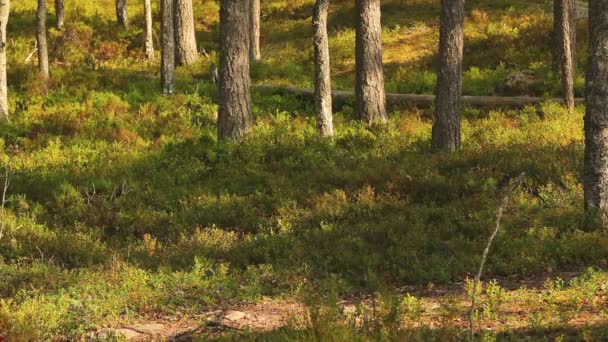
[555,0,576,110]
[313,0,333,137]
[431,0,464,152]
[0,0,9,120]
[116,0,128,28]
[161,0,175,94]
[219,0,253,140]
[54,0,64,30]
[37,0,49,81]
[144,0,154,60]
[250,0,261,61]
[355,0,386,124]
[584,0,608,227]
[174,0,198,66]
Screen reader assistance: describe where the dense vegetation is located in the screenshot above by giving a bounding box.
[1,0,608,340]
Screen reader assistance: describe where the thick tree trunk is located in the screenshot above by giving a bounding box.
[431,0,464,152]
[37,0,49,80]
[116,0,128,28]
[0,0,9,120]
[54,0,64,30]
[174,0,198,66]
[250,0,261,61]
[555,0,576,110]
[553,0,576,72]
[584,0,608,227]
[313,0,333,137]
[144,0,154,60]
[219,0,253,140]
[161,0,175,94]
[355,0,387,124]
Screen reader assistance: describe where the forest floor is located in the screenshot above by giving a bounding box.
[3,0,608,340]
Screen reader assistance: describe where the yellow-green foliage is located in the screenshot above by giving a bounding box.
[0,0,601,339]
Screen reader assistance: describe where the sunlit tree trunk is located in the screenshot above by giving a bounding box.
[218,0,253,140]
[250,0,261,61]
[37,0,49,80]
[432,0,464,151]
[355,0,386,124]
[313,0,333,136]
[584,0,608,227]
[174,0,198,66]
[116,0,128,28]
[161,0,175,94]
[144,0,154,60]
[55,0,64,30]
[555,0,576,110]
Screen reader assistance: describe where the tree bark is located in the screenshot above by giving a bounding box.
[161,0,175,94]
[555,0,576,110]
[54,0,64,30]
[584,0,608,227]
[250,0,261,61]
[116,0,128,28]
[219,0,253,140]
[37,0,49,81]
[313,0,333,137]
[431,0,464,152]
[0,0,9,120]
[355,0,387,124]
[144,0,154,60]
[174,0,198,66]
[553,0,576,72]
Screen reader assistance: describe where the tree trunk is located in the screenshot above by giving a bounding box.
[431,0,464,152]
[313,0,333,137]
[553,0,576,72]
[37,0,49,80]
[116,0,128,28]
[161,0,175,94]
[0,0,9,120]
[250,0,261,61]
[584,0,608,227]
[355,0,387,124]
[555,0,576,110]
[144,0,154,60]
[55,0,64,30]
[219,0,253,140]
[174,0,198,66]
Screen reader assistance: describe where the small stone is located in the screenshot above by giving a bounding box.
[224,311,247,321]
[94,328,142,340]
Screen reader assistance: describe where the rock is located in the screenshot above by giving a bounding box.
[497,71,543,96]
[131,323,166,335]
[93,328,143,340]
[224,310,248,321]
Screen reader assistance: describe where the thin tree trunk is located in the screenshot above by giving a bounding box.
[116,0,128,28]
[313,0,333,137]
[219,0,253,140]
[55,0,64,30]
[0,0,9,120]
[250,0,261,61]
[355,0,387,124]
[553,0,577,72]
[431,0,464,152]
[161,0,175,94]
[37,0,49,81]
[558,0,575,110]
[174,0,198,66]
[144,0,154,60]
[584,0,608,227]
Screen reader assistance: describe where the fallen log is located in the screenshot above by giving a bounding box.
[253,84,584,108]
